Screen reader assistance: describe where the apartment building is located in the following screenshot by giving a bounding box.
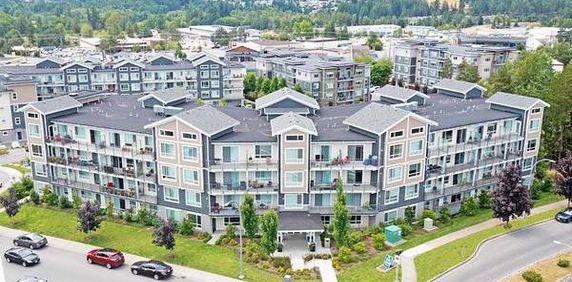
[21,81,547,235]
[255,54,370,105]
[0,75,38,144]
[0,52,246,101]
[393,40,517,86]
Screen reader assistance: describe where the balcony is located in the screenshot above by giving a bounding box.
[309,205,377,215]
[209,159,278,171]
[210,202,277,216]
[310,182,378,193]
[428,133,524,157]
[426,152,521,178]
[425,176,497,201]
[46,137,154,161]
[209,181,279,194]
[311,156,379,171]
[52,178,157,204]
[48,155,155,181]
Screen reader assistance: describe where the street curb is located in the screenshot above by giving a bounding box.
[497,249,570,281]
[427,217,555,282]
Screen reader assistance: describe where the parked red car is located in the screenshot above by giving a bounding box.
[86,248,125,269]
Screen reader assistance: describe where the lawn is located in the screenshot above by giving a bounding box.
[415,208,560,282]
[505,251,572,282]
[3,163,30,174]
[0,205,295,282]
[534,191,565,207]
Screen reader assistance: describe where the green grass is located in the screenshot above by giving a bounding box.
[0,205,296,282]
[3,163,30,174]
[338,194,564,282]
[415,208,560,282]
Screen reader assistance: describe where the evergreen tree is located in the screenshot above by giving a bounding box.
[332,178,350,247]
[456,59,481,83]
[240,194,258,238]
[260,210,279,255]
[441,58,453,79]
[492,165,532,228]
[293,83,304,93]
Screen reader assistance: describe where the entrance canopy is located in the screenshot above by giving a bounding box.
[278,211,324,233]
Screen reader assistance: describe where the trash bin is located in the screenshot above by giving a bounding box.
[324,238,331,248]
[385,225,402,244]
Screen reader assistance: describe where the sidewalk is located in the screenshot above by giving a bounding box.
[0,225,241,282]
[401,200,568,282]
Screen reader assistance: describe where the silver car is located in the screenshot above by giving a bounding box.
[13,233,48,249]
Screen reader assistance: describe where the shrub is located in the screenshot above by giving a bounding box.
[477,190,492,209]
[397,223,412,237]
[530,184,541,200]
[373,233,385,250]
[353,242,366,254]
[29,190,40,205]
[196,232,211,243]
[10,177,34,199]
[394,217,406,226]
[41,186,58,206]
[225,224,236,239]
[332,257,342,270]
[539,178,553,192]
[369,223,384,236]
[439,205,451,224]
[106,202,114,218]
[72,194,82,209]
[460,197,479,216]
[261,261,271,269]
[136,207,150,225]
[121,210,134,222]
[348,231,363,247]
[404,206,416,225]
[558,259,570,268]
[421,209,438,221]
[58,195,71,209]
[271,256,291,269]
[337,246,353,263]
[177,215,195,236]
[522,270,543,282]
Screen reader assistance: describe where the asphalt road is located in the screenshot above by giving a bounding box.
[0,148,27,165]
[0,233,189,282]
[437,219,572,282]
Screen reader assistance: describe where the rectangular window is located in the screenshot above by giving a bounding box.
[12,92,17,100]
[404,184,419,200]
[27,113,38,119]
[183,169,199,185]
[186,213,202,228]
[161,165,176,180]
[34,163,46,177]
[389,144,403,159]
[314,194,332,207]
[79,171,90,179]
[487,123,497,136]
[119,83,129,91]
[527,139,538,152]
[442,130,453,143]
[411,127,424,135]
[255,145,271,159]
[182,146,198,161]
[118,67,128,72]
[409,140,423,156]
[284,194,303,208]
[286,135,304,142]
[384,189,399,205]
[408,163,421,177]
[165,208,181,222]
[531,108,541,114]
[347,145,364,161]
[255,171,272,182]
[159,130,174,137]
[222,146,239,163]
[31,144,43,157]
[159,143,175,158]
[529,119,540,131]
[224,217,240,225]
[350,216,362,224]
[390,130,404,138]
[185,190,201,208]
[384,210,397,222]
[28,124,40,138]
[66,69,76,73]
[388,166,402,182]
[164,187,179,203]
[285,172,304,187]
[286,148,304,164]
[182,132,197,140]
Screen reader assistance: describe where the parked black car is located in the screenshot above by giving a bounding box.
[14,233,48,249]
[4,247,40,267]
[131,260,173,280]
[556,208,572,223]
[17,276,48,282]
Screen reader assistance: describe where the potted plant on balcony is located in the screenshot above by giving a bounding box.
[309,242,316,252]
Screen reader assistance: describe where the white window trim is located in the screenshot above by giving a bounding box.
[531,108,541,114]
[159,129,175,138]
[159,142,176,159]
[34,163,47,177]
[389,143,404,160]
[284,193,304,209]
[285,171,304,188]
[161,165,177,181]
[408,162,422,178]
[411,127,424,135]
[27,124,40,138]
[182,145,199,162]
[164,207,181,222]
[409,138,424,156]
[285,148,304,164]
[185,191,202,207]
[254,144,272,159]
[181,132,198,140]
[529,119,541,132]
[164,187,180,203]
[526,138,538,152]
[183,168,200,185]
[387,166,403,183]
[390,130,404,139]
[404,184,419,200]
[285,134,304,142]
[384,188,399,205]
[384,208,398,223]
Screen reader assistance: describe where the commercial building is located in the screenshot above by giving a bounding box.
[255,54,370,105]
[393,40,517,86]
[22,80,547,235]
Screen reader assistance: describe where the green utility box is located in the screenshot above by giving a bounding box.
[385,225,402,244]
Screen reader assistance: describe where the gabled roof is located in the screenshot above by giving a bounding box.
[188,53,225,66]
[145,105,239,137]
[35,58,64,68]
[434,79,486,94]
[255,88,320,111]
[270,112,318,136]
[113,59,145,69]
[19,95,82,115]
[137,88,189,105]
[486,92,550,111]
[148,54,177,65]
[343,103,437,135]
[375,85,429,102]
[61,62,95,70]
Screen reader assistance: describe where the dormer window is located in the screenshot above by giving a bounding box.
[531,108,541,114]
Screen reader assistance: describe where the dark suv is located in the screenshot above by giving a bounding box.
[86,248,125,269]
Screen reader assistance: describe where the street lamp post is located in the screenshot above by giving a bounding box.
[238,211,244,280]
[529,158,556,186]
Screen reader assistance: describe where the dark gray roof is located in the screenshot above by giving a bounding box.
[213,106,275,143]
[270,112,317,136]
[53,95,196,134]
[255,88,320,110]
[415,93,519,131]
[138,87,190,104]
[143,61,195,71]
[434,79,484,94]
[176,105,239,137]
[0,65,62,75]
[343,103,413,135]
[375,85,429,102]
[23,95,82,115]
[486,92,550,111]
[311,103,375,142]
[278,211,324,232]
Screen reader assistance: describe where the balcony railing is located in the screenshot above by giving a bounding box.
[311,156,379,170]
[310,182,378,193]
[425,176,498,201]
[210,203,276,215]
[309,205,377,214]
[46,136,154,160]
[209,159,278,171]
[427,152,522,177]
[53,178,157,204]
[209,181,279,194]
[48,155,155,181]
[428,133,523,157]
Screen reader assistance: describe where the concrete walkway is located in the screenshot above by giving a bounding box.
[207,230,224,245]
[0,225,241,282]
[307,259,338,282]
[401,200,568,282]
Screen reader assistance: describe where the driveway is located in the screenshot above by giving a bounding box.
[0,148,27,165]
[436,219,572,282]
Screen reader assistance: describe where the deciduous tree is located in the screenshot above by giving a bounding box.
[555,153,572,207]
[260,210,279,255]
[240,193,258,238]
[77,201,102,235]
[370,59,393,86]
[492,165,533,228]
[332,178,350,247]
[153,218,176,252]
[456,60,481,83]
[0,189,20,221]
[441,58,453,79]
